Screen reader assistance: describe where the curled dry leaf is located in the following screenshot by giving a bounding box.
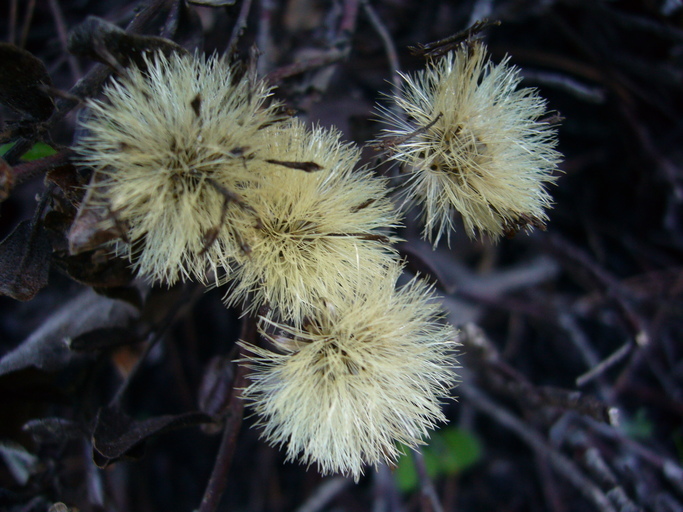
[67,16,188,73]
[0,220,51,301]
[91,406,212,468]
[90,285,143,310]
[45,162,86,207]
[0,288,139,377]
[68,326,141,352]
[0,43,55,120]
[53,250,135,289]
[68,181,125,255]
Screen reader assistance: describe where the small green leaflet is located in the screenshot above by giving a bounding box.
[394,427,482,492]
[0,142,57,161]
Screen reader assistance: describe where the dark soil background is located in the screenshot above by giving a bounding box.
[1,0,683,511]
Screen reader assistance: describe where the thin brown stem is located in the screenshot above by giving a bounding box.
[412,449,444,512]
[19,0,36,49]
[294,477,350,512]
[48,0,82,83]
[12,148,73,185]
[226,0,254,58]
[409,19,501,58]
[265,52,346,85]
[198,318,255,512]
[110,284,204,406]
[361,0,401,92]
[460,379,616,512]
[377,113,443,151]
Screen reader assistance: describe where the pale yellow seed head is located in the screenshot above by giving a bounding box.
[223,119,401,325]
[74,51,283,285]
[378,41,561,245]
[239,263,458,481]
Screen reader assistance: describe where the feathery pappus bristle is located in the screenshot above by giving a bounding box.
[239,263,458,481]
[224,119,401,325]
[74,50,284,285]
[378,41,561,245]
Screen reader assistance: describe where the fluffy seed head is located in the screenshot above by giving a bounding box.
[239,263,458,481]
[224,119,401,324]
[378,41,561,245]
[74,51,282,285]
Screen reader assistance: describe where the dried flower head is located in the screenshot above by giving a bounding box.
[378,41,561,245]
[74,50,282,285]
[224,119,401,324]
[239,263,458,481]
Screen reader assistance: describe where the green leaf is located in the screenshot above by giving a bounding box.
[394,449,418,492]
[21,142,57,161]
[0,142,57,161]
[622,408,654,440]
[440,427,482,473]
[393,427,483,493]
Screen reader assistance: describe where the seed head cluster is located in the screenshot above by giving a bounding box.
[379,41,561,245]
[72,41,564,480]
[240,263,457,481]
[75,51,281,285]
[225,119,400,325]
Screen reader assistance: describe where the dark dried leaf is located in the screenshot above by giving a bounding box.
[92,285,143,310]
[22,417,84,444]
[0,289,138,376]
[92,406,212,468]
[0,220,51,301]
[43,211,75,252]
[0,157,14,202]
[68,16,188,73]
[0,43,55,120]
[54,250,134,288]
[69,327,141,352]
[68,185,125,255]
[45,163,84,207]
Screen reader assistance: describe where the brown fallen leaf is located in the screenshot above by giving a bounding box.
[0,43,55,120]
[0,220,51,301]
[91,406,212,468]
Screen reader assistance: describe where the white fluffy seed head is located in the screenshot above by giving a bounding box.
[239,263,458,481]
[74,51,283,285]
[378,41,561,245]
[223,119,401,325]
